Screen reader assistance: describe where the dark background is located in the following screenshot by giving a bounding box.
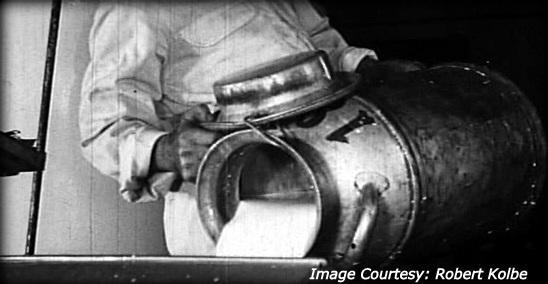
[317,0,546,280]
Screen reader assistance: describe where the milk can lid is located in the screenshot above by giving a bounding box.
[202,50,360,130]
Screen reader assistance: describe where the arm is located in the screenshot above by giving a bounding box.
[79,2,172,203]
[150,105,218,182]
[293,1,424,83]
[292,0,378,72]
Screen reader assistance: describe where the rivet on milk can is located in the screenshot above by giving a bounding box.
[195,51,546,265]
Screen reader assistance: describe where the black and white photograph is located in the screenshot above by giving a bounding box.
[1,0,546,283]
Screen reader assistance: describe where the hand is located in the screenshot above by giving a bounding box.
[151,104,220,182]
[356,57,425,85]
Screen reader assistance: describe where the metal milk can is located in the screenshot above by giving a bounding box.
[196,51,546,265]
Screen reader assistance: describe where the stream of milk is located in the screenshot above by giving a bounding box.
[215,199,319,257]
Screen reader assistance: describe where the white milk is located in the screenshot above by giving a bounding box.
[215,199,319,257]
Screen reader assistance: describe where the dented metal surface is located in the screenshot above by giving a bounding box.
[360,64,546,262]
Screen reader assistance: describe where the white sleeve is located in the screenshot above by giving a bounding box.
[79,2,176,203]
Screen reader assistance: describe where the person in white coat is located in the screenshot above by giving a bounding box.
[79,0,378,256]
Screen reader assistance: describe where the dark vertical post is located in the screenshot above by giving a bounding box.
[25,0,62,256]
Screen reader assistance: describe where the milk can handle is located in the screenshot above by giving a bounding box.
[243,118,294,153]
[341,174,383,265]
